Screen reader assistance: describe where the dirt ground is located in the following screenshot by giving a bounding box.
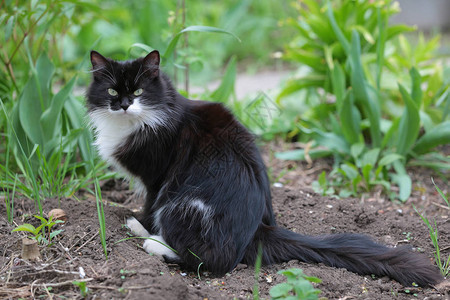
[1,153,449,299]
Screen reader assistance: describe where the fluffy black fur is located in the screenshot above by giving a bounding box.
[86,50,442,287]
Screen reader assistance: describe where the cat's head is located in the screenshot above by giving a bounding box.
[86,50,178,131]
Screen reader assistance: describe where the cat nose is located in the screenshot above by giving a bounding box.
[120,98,132,111]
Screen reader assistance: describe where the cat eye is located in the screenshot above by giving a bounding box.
[107,88,118,96]
[134,88,143,96]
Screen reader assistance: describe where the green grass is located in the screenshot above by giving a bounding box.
[414,179,450,277]
[252,243,263,300]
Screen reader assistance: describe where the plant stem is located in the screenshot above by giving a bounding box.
[182,0,189,94]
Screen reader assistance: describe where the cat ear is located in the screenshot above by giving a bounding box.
[90,51,108,69]
[143,50,160,77]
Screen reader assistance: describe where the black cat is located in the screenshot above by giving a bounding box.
[86,50,442,287]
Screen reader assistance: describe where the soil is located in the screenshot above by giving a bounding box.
[1,152,449,300]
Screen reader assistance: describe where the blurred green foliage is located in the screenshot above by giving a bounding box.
[0,0,293,217]
[0,0,448,210]
[276,0,449,201]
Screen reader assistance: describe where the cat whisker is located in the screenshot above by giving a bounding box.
[91,67,117,85]
[133,65,143,85]
[134,68,152,84]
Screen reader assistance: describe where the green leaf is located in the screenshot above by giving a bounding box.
[41,76,77,142]
[33,215,48,224]
[375,7,386,89]
[163,25,240,60]
[340,92,362,145]
[351,25,375,44]
[128,43,154,56]
[340,163,358,180]
[287,50,326,71]
[34,223,45,236]
[269,283,293,298]
[350,143,365,160]
[431,178,449,207]
[409,68,422,107]
[326,1,350,55]
[303,275,322,283]
[362,148,380,167]
[386,24,416,40]
[278,268,305,277]
[318,171,327,187]
[362,164,373,184]
[349,30,381,147]
[378,153,403,166]
[396,83,420,156]
[49,229,63,240]
[35,53,55,109]
[12,224,36,234]
[5,16,15,42]
[314,130,350,155]
[331,62,346,110]
[18,75,45,147]
[64,96,94,166]
[412,121,450,155]
[210,56,236,103]
[277,75,325,102]
[391,173,412,202]
[275,149,332,161]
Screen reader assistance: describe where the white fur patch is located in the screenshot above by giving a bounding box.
[88,98,169,164]
[187,199,214,236]
[126,217,150,237]
[190,199,209,214]
[132,177,147,200]
[156,198,214,237]
[152,206,164,232]
[143,235,179,260]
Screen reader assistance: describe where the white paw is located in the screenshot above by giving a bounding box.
[126,217,150,237]
[143,235,179,260]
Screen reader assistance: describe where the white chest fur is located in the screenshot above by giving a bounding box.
[90,111,142,164]
[89,98,148,164]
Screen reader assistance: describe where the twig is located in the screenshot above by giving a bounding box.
[89,284,156,290]
[17,269,81,277]
[0,286,31,299]
[74,231,99,253]
[431,201,450,211]
[67,232,90,252]
[440,246,450,252]
[31,278,93,288]
[43,283,53,300]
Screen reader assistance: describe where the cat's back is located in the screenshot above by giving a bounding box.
[181,99,261,169]
[184,99,253,146]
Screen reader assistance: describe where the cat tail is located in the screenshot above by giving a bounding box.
[244,225,442,287]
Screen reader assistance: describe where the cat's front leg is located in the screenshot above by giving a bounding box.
[126,217,151,237]
[142,235,180,261]
[126,217,180,261]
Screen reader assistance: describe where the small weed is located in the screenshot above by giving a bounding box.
[12,215,64,246]
[72,280,89,297]
[187,249,204,280]
[312,171,335,197]
[120,269,136,279]
[402,232,412,241]
[414,179,450,277]
[269,268,322,300]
